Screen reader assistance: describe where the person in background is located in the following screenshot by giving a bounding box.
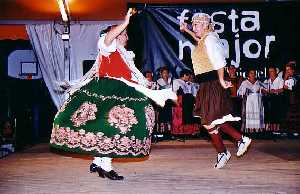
[225,65,243,124]
[155,66,174,138]
[180,13,252,169]
[262,66,284,131]
[237,69,264,133]
[172,69,191,95]
[226,65,243,97]
[281,61,300,133]
[144,70,157,90]
[157,66,172,89]
[171,70,199,136]
[187,73,200,97]
[283,62,297,91]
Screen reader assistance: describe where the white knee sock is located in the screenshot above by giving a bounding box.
[100,157,113,172]
[93,157,113,171]
[92,157,102,166]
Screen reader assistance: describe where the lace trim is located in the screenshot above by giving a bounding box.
[80,89,148,102]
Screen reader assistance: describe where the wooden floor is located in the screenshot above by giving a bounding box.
[1,139,300,194]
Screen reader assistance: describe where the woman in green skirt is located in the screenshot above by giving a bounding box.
[50,9,176,180]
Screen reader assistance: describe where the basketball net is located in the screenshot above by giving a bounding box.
[26,74,33,80]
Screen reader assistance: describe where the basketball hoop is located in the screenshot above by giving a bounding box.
[26,74,33,80]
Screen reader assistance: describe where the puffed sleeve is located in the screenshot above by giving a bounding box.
[205,33,226,70]
[97,34,117,57]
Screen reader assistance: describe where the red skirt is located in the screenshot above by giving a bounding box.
[172,95,199,135]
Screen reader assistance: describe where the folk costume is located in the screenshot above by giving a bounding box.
[187,13,251,168]
[50,30,177,179]
[237,79,265,133]
[263,76,284,131]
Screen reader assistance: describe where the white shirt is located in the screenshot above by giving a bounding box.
[264,76,284,91]
[205,32,227,70]
[157,77,172,89]
[172,79,188,94]
[147,81,157,90]
[284,77,297,90]
[97,34,148,87]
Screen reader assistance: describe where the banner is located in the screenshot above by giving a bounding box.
[131,2,300,79]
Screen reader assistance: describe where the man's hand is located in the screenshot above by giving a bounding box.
[180,22,188,32]
[220,80,232,89]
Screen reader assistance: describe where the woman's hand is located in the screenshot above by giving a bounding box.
[125,8,133,25]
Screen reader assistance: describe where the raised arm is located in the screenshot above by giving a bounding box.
[180,22,200,42]
[104,8,133,46]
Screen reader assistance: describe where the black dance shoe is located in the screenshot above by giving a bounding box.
[96,167,124,180]
[89,163,98,173]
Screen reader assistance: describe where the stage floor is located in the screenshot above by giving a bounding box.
[1,139,300,194]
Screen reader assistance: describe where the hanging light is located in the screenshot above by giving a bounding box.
[57,0,70,22]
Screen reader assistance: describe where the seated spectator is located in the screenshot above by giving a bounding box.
[0,120,15,156]
[1,120,14,142]
[172,69,190,95]
[144,70,157,90]
[262,66,284,131]
[156,66,173,138]
[156,66,172,89]
[186,73,200,97]
[237,69,264,133]
[171,69,199,136]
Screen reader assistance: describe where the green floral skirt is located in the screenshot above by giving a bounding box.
[50,78,155,158]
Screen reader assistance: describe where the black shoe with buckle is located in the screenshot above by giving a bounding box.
[97,167,124,180]
[89,163,97,173]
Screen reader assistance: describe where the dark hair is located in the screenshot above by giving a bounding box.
[246,68,256,77]
[285,61,296,70]
[268,66,276,70]
[143,70,153,76]
[179,69,191,77]
[160,66,169,74]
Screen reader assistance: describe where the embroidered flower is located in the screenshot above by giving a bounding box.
[68,131,80,146]
[100,137,115,151]
[56,126,70,143]
[144,105,155,134]
[118,136,131,151]
[108,105,138,134]
[81,132,97,147]
[71,102,97,127]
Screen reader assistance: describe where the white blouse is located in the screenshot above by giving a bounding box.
[284,77,297,90]
[97,34,148,87]
[237,79,263,96]
[157,77,172,89]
